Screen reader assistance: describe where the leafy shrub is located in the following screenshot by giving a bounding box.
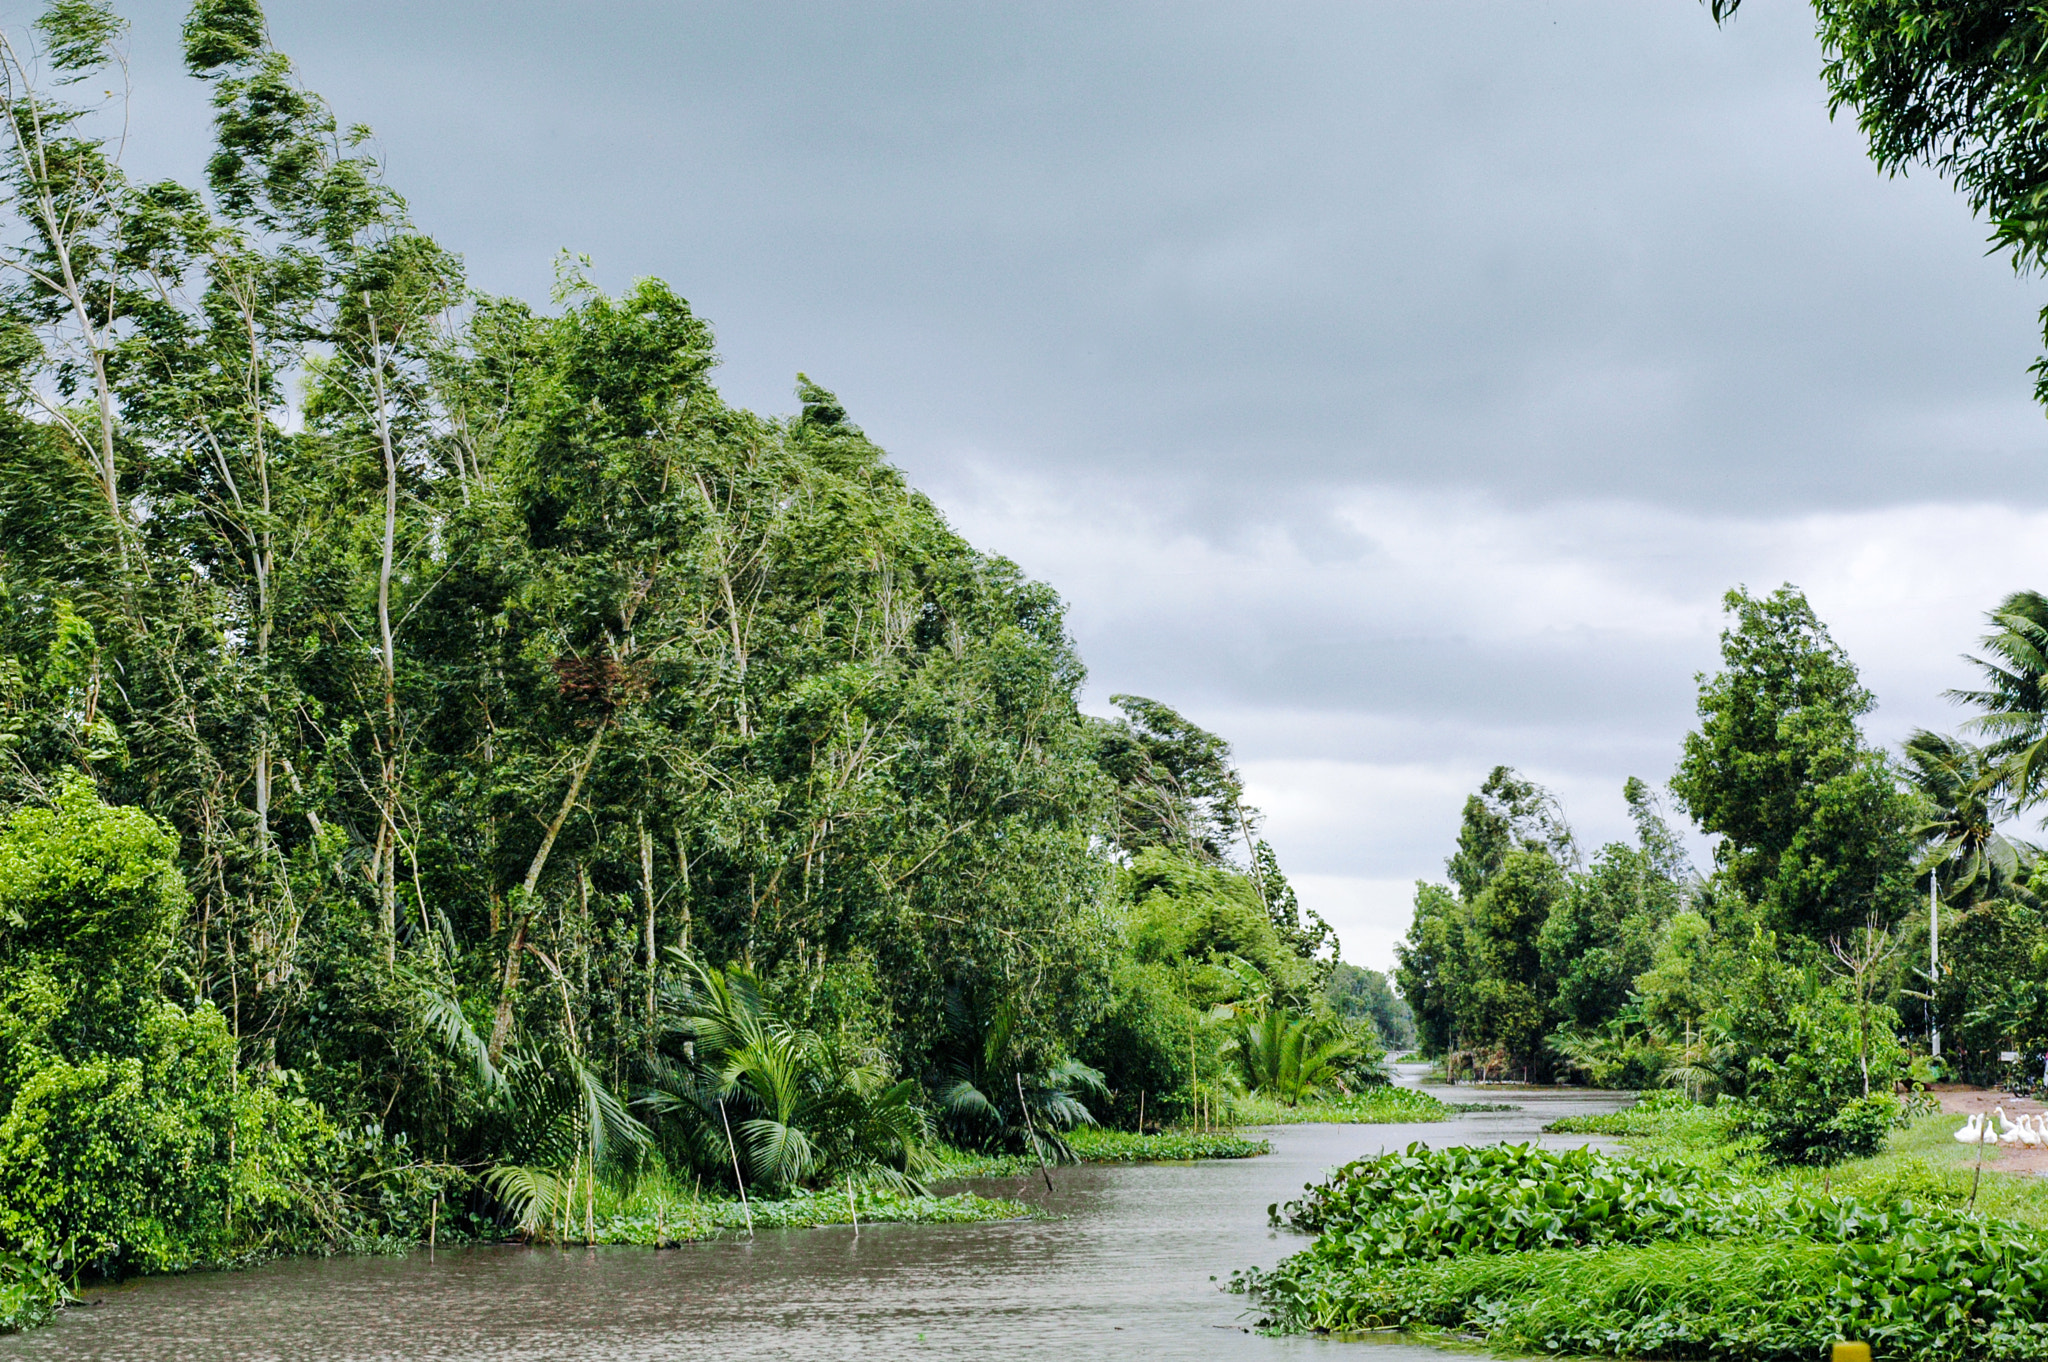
[0,782,393,1278]
[0,1250,60,1333]
[1742,1090,1898,1167]
[1716,936,1904,1165]
[1076,960,1209,1126]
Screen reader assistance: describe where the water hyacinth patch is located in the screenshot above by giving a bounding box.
[0,1252,61,1334]
[1063,1128,1269,1162]
[1234,1142,2048,1359]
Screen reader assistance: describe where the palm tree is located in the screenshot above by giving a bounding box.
[1899,730,2038,908]
[1951,591,2048,807]
[935,999,1108,1165]
[416,983,649,1242]
[643,952,933,1195]
[1226,1006,1358,1105]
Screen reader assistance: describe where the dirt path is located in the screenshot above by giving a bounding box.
[1934,1086,2048,1174]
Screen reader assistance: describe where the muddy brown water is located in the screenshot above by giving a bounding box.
[2,1070,1627,1361]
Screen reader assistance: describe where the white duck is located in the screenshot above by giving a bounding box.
[1996,1106,2022,1143]
[1956,1113,1986,1144]
[2020,1115,2043,1148]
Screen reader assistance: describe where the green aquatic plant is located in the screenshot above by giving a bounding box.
[1237,1141,2048,1359]
[1062,1127,1268,1162]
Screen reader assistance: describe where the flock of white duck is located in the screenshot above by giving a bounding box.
[1954,1107,2048,1146]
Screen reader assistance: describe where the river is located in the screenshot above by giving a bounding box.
[2,1069,1626,1361]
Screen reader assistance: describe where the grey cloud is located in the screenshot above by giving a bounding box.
[113,0,2047,522]
[98,0,2048,961]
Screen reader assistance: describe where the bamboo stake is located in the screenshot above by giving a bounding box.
[1017,1072,1054,1193]
[847,1173,859,1235]
[1971,1114,1988,1212]
[720,1099,753,1234]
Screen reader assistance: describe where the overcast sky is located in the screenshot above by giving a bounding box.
[118,0,2048,969]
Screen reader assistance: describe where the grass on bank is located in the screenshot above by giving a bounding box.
[477,1162,1031,1246]
[1550,1095,2048,1225]
[1237,1106,2048,1359]
[933,1086,1466,1177]
[1228,1084,1477,1125]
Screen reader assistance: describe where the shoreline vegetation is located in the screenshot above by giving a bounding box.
[1236,1095,2048,1359]
[0,0,1424,1331]
[20,1099,1472,1328]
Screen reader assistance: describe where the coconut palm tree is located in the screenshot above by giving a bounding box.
[1951,591,2048,808]
[1899,730,2039,908]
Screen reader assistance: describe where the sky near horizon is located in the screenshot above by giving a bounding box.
[115,1,2048,971]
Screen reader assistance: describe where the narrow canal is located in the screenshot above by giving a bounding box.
[3,1071,1627,1361]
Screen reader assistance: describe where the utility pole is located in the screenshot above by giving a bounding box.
[1929,866,1941,1061]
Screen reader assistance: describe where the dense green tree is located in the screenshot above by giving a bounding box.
[1539,805,1688,1034]
[1324,962,1415,1049]
[1395,882,1469,1058]
[1121,847,1317,1008]
[1399,769,1577,1072]
[1672,586,1916,942]
[1091,695,1245,863]
[1446,766,1577,901]
[1465,847,1566,1073]
[1934,899,2048,1080]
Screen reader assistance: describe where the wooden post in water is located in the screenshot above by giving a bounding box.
[719,1099,754,1234]
[1017,1072,1054,1193]
[848,1173,859,1235]
[1138,1089,1145,1135]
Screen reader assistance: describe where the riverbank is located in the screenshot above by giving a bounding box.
[1239,1096,2048,1358]
[1228,1084,1488,1125]
[3,1083,1628,1361]
[561,1185,1031,1246]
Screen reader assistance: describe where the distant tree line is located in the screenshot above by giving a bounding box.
[1397,583,2048,1160]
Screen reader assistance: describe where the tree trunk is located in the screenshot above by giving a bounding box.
[489,722,607,1061]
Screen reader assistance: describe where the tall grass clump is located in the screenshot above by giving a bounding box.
[1235,1142,2048,1359]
